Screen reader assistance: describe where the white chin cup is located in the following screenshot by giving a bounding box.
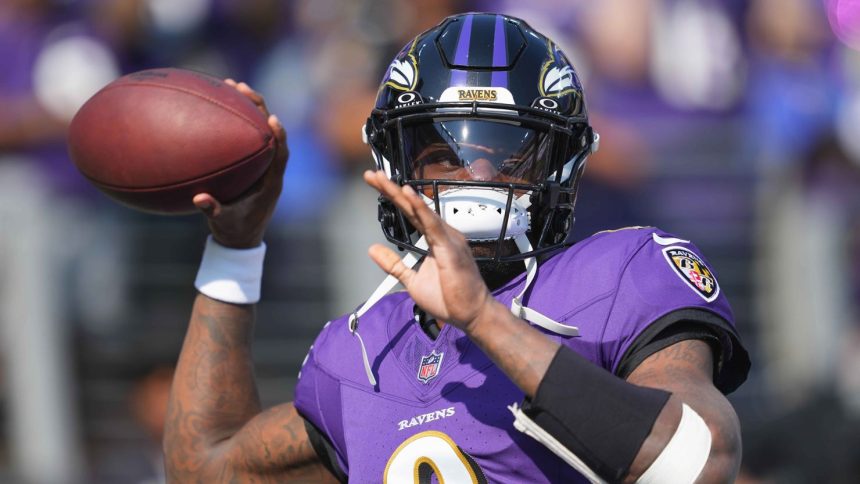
[422,187,531,241]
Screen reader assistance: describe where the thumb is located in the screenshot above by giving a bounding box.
[193,193,222,218]
[369,243,415,288]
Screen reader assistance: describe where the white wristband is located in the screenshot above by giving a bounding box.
[194,235,266,304]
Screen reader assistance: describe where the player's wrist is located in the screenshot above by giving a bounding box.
[207,217,267,249]
[462,296,506,336]
[211,233,264,250]
[205,204,275,250]
[194,235,266,304]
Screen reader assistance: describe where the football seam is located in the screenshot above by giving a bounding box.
[81,138,274,191]
[99,81,271,141]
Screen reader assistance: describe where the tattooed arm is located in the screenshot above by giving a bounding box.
[164,81,337,482]
[164,295,337,482]
[624,339,741,483]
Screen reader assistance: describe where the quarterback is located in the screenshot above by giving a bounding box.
[164,13,749,483]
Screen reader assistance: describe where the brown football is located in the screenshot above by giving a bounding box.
[68,68,274,214]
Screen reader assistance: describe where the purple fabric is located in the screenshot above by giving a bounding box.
[0,12,113,199]
[449,14,473,86]
[293,346,349,473]
[0,14,42,94]
[491,14,508,88]
[294,227,737,482]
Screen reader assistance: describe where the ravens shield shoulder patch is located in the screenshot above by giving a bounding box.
[662,246,720,302]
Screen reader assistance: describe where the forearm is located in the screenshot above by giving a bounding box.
[464,298,560,398]
[164,293,262,475]
[467,304,736,483]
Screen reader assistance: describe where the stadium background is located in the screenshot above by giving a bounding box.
[2,0,860,482]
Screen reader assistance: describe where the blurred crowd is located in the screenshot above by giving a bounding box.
[2,0,860,482]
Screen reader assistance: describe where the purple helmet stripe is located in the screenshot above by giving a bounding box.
[491,15,508,88]
[450,14,473,86]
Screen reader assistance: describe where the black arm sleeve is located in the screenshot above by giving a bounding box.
[519,309,749,481]
[303,418,348,483]
[521,347,671,482]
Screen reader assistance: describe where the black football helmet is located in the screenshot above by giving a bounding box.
[364,12,598,262]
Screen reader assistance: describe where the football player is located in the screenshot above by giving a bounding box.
[164,13,750,483]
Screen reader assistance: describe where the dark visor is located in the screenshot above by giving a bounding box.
[402,120,553,185]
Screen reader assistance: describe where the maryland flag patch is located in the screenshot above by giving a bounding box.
[662,247,720,302]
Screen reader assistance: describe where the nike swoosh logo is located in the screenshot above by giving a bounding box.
[652,233,691,246]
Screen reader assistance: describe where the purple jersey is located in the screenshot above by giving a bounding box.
[294,227,747,483]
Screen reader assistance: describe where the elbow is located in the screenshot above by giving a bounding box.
[162,441,224,483]
[630,400,741,484]
[162,435,195,483]
[162,423,241,482]
[161,411,186,479]
[695,413,742,484]
[161,417,219,481]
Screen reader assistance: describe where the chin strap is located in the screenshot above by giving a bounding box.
[348,234,579,387]
[348,237,428,386]
[511,234,579,337]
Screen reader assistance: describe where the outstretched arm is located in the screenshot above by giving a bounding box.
[163,81,336,482]
[364,170,741,483]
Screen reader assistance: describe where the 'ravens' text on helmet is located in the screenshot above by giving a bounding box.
[364,12,599,262]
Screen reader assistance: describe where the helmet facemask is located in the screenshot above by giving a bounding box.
[366,99,594,262]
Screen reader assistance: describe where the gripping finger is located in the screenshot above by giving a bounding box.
[228,79,269,117]
[267,114,288,176]
[192,193,222,218]
[237,82,264,106]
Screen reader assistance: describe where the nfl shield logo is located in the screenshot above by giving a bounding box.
[417,350,444,384]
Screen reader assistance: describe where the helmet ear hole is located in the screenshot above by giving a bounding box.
[529,181,561,210]
[591,131,600,154]
[552,209,573,242]
[378,200,398,238]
